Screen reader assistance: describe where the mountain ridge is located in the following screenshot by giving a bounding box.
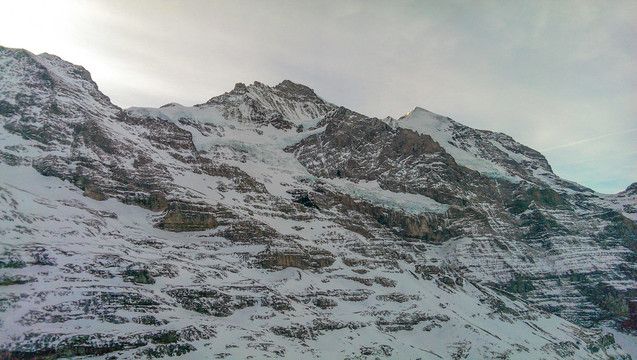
[1,45,636,359]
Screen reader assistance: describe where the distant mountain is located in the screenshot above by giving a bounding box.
[1,45,635,359]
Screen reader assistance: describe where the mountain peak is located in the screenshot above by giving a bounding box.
[401,106,447,122]
[411,106,430,114]
[0,45,116,122]
[396,104,554,182]
[226,80,317,98]
[232,82,248,93]
[274,79,317,97]
[199,79,336,127]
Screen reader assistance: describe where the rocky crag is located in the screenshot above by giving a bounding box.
[1,45,636,359]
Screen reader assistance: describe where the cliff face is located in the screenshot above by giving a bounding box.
[0,46,635,359]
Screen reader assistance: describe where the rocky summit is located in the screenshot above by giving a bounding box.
[0,45,636,359]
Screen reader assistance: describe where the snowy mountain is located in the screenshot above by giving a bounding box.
[1,45,636,359]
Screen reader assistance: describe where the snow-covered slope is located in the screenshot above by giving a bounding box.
[2,163,626,359]
[599,183,637,222]
[1,46,635,359]
[397,107,553,183]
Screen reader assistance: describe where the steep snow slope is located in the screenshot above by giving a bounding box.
[397,107,552,184]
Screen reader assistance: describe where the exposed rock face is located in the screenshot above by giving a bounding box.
[258,248,335,269]
[202,79,337,130]
[123,267,156,285]
[287,107,486,206]
[0,46,635,358]
[156,202,219,232]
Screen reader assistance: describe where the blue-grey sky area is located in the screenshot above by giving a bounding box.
[1,0,635,193]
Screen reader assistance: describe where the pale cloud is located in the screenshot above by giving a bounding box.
[0,0,635,193]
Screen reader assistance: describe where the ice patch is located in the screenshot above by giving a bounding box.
[326,178,449,215]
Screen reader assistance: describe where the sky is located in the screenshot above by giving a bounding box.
[1,0,635,193]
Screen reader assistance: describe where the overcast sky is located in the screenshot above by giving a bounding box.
[1,0,635,193]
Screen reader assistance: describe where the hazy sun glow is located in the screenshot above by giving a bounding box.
[3,1,84,55]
